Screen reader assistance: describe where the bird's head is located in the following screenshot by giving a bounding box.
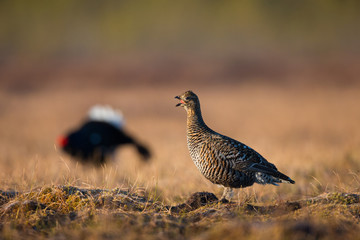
[175,90,199,111]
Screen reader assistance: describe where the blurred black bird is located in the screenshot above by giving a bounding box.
[57,105,151,166]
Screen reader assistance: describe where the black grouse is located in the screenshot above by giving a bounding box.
[58,105,151,166]
[175,90,295,202]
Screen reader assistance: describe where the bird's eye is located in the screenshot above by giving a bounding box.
[185,97,191,101]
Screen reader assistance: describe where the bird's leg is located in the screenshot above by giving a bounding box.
[220,187,233,203]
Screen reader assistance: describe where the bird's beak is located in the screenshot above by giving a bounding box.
[175,96,182,107]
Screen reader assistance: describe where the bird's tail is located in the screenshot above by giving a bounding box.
[88,105,125,129]
[250,164,295,185]
[134,143,151,162]
[272,170,295,184]
[255,172,295,186]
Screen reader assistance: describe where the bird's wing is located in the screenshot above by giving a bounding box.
[211,133,277,172]
[210,133,294,183]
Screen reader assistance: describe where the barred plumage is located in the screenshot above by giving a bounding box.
[175,90,295,202]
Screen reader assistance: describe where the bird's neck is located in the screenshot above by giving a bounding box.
[186,105,209,135]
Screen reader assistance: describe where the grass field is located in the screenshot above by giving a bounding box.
[1,1,360,238]
[1,82,360,239]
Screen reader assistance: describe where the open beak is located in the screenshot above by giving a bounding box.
[175,96,182,107]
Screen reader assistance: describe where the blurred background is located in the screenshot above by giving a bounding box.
[0,0,360,201]
[1,0,360,90]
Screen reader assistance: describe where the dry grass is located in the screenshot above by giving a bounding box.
[1,83,360,239]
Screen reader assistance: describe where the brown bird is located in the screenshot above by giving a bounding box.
[175,90,294,202]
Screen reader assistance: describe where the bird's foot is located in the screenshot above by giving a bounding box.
[220,187,233,203]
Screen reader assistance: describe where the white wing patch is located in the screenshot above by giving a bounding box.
[88,105,125,129]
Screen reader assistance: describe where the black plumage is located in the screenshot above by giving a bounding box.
[58,106,150,166]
